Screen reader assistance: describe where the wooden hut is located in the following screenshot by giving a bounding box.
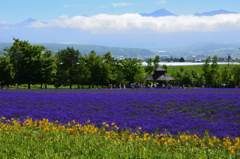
[144,67,174,87]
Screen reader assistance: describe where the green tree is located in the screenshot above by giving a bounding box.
[153,55,160,68]
[221,66,231,87]
[74,56,91,89]
[117,58,142,85]
[162,65,167,73]
[179,57,185,62]
[83,50,104,88]
[180,67,184,74]
[37,50,56,89]
[134,67,146,84]
[0,54,13,88]
[102,52,117,85]
[232,65,240,86]
[55,47,80,89]
[202,56,212,86]
[145,58,154,76]
[211,55,220,87]
[182,71,192,85]
[4,38,45,89]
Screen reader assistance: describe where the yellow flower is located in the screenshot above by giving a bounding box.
[102,122,106,125]
[105,124,109,127]
[138,127,142,130]
[72,120,75,123]
[87,120,90,123]
[111,123,114,125]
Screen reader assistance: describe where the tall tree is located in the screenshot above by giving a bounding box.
[153,55,160,68]
[37,50,56,89]
[55,47,80,89]
[202,56,212,86]
[179,57,185,62]
[73,56,91,89]
[3,38,45,89]
[117,58,142,84]
[83,50,104,88]
[221,66,231,87]
[232,65,240,86]
[211,55,220,87]
[0,54,13,88]
[145,58,154,76]
[102,52,117,85]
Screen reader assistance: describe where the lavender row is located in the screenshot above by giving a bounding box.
[0,92,240,138]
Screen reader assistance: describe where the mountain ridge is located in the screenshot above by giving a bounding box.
[140,8,177,17]
[0,42,155,57]
[194,9,238,16]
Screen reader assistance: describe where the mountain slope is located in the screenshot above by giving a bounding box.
[140,8,177,17]
[0,43,155,57]
[194,9,238,16]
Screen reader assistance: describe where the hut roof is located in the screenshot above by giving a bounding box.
[154,67,166,72]
[156,74,175,81]
[144,74,175,81]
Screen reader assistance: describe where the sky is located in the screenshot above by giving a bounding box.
[1,0,240,49]
[1,0,240,24]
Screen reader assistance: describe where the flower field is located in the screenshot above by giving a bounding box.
[0,88,240,158]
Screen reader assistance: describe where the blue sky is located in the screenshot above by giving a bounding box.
[1,0,240,49]
[1,0,240,24]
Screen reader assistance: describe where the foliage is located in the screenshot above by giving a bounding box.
[1,39,239,88]
[179,57,185,62]
[0,54,13,87]
[117,58,142,85]
[55,47,81,89]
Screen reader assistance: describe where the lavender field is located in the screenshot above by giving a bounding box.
[1,88,240,139]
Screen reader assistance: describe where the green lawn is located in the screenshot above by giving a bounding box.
[8,84,107,89]
[164,65,236,76]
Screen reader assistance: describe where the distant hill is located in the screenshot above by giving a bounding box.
[140,8,177,17]
[194,9,238,16]
[0,43,155,57]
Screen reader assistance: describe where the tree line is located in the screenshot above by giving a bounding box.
[0,38,145,89]
[0,38,239,89]
[170,56,240,88]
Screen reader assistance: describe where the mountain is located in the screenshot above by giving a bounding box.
[140,8,177,17]
[194,9,238,16]
[0,43,155,57]
[14,18,38,27]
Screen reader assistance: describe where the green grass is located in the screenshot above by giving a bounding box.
[0,117,239,158]
[7,84,107,89]
[161,64,235,76]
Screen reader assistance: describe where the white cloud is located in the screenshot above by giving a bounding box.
[59,15,68,19]
[156,0,166,4]
[112,3,131,7]
[62,4,80,8]
[28,14,240,34]
[0,21,7,25]
[100,5,110,8]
